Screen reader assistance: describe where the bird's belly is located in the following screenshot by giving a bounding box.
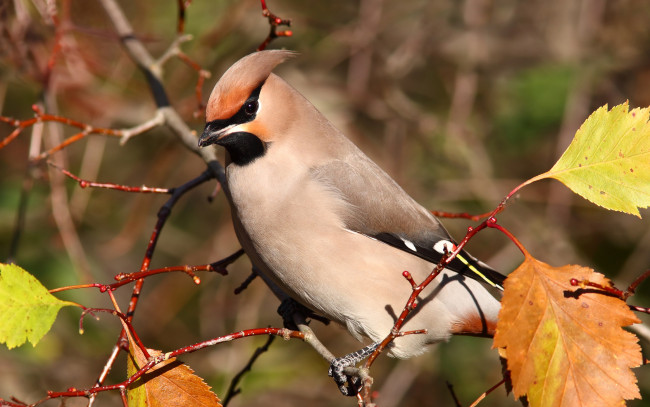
[227,169,500,358]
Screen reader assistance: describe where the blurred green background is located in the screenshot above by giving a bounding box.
[1,0,649,406]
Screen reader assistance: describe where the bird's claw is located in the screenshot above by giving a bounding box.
[328,342,379,396]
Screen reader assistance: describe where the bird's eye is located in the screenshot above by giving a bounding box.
[244,100,258,116]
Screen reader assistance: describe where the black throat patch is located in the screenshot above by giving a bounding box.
[216,131,267,166]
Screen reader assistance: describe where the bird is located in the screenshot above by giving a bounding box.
[198,50,505,395]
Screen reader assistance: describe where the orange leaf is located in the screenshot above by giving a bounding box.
[494,255,642,407]
[127,344,221,407]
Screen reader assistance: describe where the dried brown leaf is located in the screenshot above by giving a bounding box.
[127,343,221,407]
[494,255,642,407]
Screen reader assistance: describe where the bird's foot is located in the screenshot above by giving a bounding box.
[328,342,379,396]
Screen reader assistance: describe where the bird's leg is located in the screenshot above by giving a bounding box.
[277,298,330,329]
[328,342,379,396]
[277,298,304,330]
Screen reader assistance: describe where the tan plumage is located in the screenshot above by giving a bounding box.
[199,50,503,360]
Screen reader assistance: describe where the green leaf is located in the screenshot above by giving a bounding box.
[0,263,76,349]
[537,102,650,217]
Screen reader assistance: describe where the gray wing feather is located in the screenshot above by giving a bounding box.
[310,154,506,288]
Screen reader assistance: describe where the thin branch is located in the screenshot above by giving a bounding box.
[257,0,292,51]
[48,161,171,194]
[223,335,276,406]
[43,328,305,402]
[79,307,150,359]
[468,379,505,407]
[0,106,164,159]
[446,381,463,407]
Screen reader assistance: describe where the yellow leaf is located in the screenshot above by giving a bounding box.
[533,102,650,217]
[494,255,642,407]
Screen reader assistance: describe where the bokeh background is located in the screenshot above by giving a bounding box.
[1,0,650,406]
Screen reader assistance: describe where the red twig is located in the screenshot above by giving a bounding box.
[48,161,171,193]
[79,308,150,359]
[431,209,491,222]
[43,328,305,401]
[1,105,163,158]
[568,269,650,315]
[48,258,235,296]
[0,106,123,154]
[569,278,626,298]
[175,51,212,118]
[484,217,527,255]
[176,0,189,34]
[627,269,650,296]
[257,0,292,51]
[113,264,216,288]
[122,169,214,326]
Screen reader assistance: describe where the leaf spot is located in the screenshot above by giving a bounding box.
[600,190,606,195]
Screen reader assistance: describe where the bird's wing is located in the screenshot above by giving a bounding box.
[310,155,505,289]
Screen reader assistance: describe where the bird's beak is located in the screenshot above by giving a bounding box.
[198,125,227,148]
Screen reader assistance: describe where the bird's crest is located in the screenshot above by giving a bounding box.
[206,50,297,122]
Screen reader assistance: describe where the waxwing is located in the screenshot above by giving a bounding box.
[199,50,506,395]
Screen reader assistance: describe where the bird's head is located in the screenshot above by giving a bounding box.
[198,50,298,166]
